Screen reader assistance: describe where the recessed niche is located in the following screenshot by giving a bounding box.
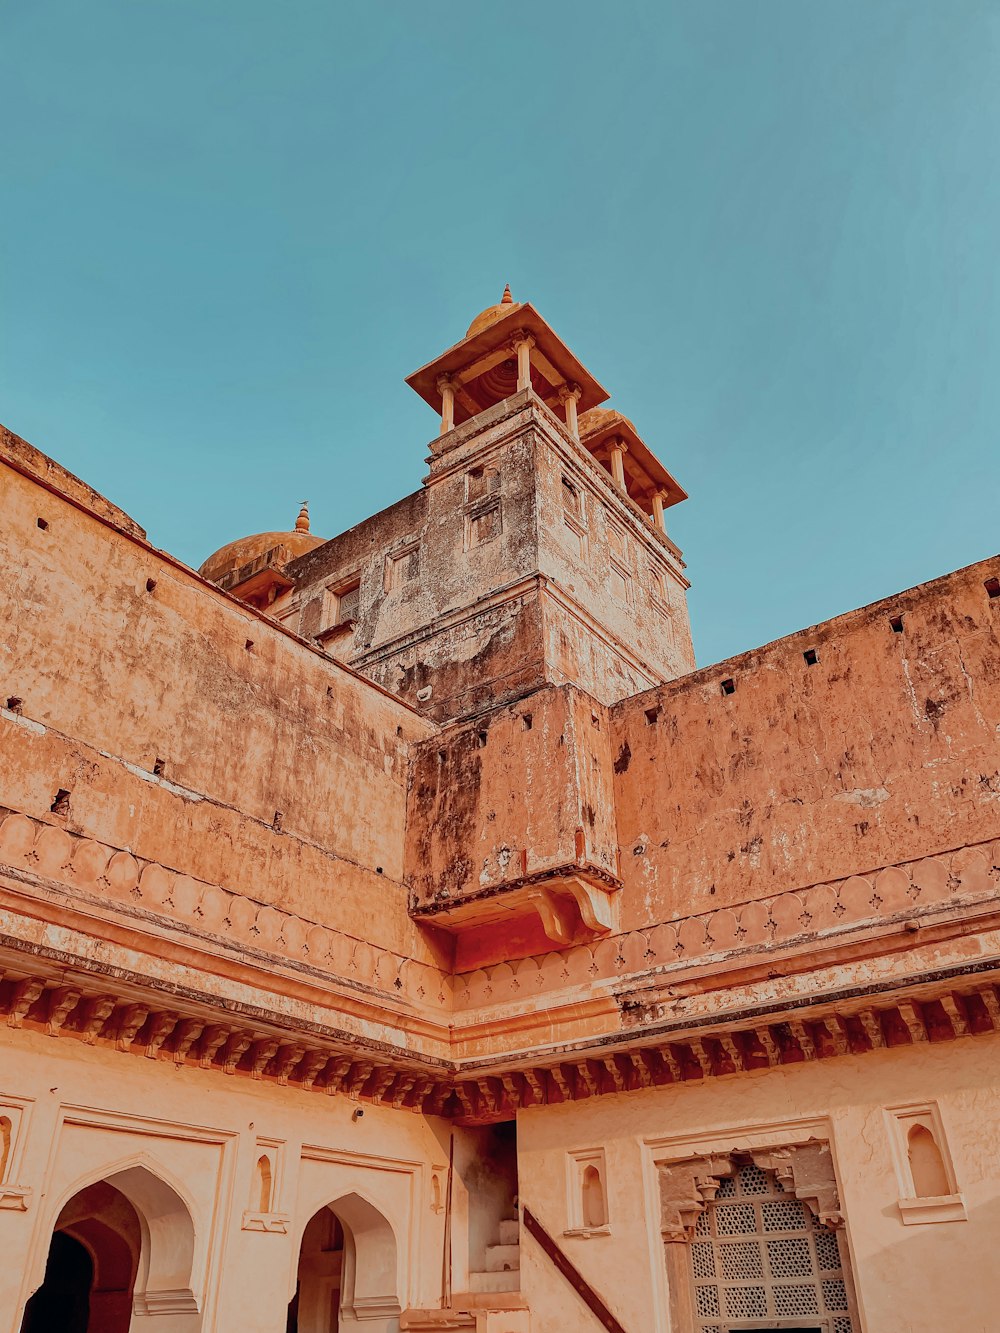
[886,1102,966,1225]
[565,1148,610,1236]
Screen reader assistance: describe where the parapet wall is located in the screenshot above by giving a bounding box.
[612,553,1000,928]
[0,439,436,959]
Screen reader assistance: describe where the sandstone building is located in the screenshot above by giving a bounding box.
[1,289,999,1333]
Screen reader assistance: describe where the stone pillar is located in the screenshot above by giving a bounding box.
[651,489,669,533]
[609,440,628,494]
[437,376,455,435]
[558,383,582,438]
[511,333,535,392]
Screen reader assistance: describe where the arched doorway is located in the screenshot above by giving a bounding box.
[21,1163,201,1333]
[289,1194,400,1333]
[20,1182,138,1333]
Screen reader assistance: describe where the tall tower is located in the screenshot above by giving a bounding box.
[276,289,695,722]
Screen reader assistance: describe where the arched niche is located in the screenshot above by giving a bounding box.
[289,1192,401,1333]
[907,1123,950,1198]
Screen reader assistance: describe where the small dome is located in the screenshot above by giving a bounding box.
[198,506,325,585]
[466,283,521,339]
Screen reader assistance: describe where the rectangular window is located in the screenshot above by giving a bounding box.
[333,579,360,625]
[610,561,631,605]
[466,465,500,504]
[385,545,419,591]
[466,504,501,548]
[561,475,583,521]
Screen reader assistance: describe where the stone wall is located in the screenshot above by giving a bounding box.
[0,442,435,958]
[612,552,1000,927]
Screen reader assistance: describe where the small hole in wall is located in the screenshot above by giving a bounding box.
[890,614,905,633]
[477,731,488,748]
[245,639,254,651]
[803,648,819,666]
[50,788,71,815]
[720,678,736,696]
[36,517,49,531]
[376,866,383,875]
[6,697,23,714]
[327,685,334,698]
[396,725,403,737]
[986,577,1000,600]
[591,714,600,730]
[153,757,165,777]
[145,578,157,593]
[644,706,660,725]
[272,811,283,832]
[522,713,533,731]
[437,750,446,764]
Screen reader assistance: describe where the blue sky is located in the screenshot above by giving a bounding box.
[3,1,998,667]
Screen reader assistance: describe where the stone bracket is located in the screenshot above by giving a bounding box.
[659,1139,843,1242]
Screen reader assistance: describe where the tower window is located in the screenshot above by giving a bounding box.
[466,503,501,548]
[561,476,583,521]
[466,466,500,503]
[609,562,632,605]
[720,678,736,696]
[323,577,361,631]
[386,545,419,591]
[985,577,1000,600]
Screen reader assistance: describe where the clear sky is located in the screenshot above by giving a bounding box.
[3,2,998,667]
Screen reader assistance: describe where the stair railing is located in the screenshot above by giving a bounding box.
[521,1205,627,1333]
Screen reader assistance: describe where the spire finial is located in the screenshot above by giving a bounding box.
[501,282,513,304]
[295,501,310,533]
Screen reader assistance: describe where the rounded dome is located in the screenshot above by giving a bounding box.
[465,283,520,339]
[199,504,324,585]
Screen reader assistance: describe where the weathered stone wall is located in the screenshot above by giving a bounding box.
[286,401,546,721]
[532,401,695,701]
[405,685,619,967]
[612,554,1000,927]
[0,444,435,956]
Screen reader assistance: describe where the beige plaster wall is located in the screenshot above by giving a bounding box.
[0,1026,452,1333]
[516,1033,1000,1333]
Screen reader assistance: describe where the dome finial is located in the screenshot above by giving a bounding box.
[501,282,513,304]
[295,501,310,534]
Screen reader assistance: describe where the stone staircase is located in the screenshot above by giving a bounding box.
[468,1216,520,1293]
[400,1218,528,1331]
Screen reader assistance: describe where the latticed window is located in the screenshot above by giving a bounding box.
[690,1163,854,1333]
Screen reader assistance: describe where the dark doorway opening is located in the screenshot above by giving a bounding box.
[19,1232,93,1333]
[20,1180,140,1333]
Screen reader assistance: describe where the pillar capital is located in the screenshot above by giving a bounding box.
[558,382,583,437]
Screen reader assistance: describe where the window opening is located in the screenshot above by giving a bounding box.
[689,1162,853,1333]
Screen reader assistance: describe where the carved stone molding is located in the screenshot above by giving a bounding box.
[658,1155,733,1242]
[750,1140,843,1229]
[658,1139,843,1243]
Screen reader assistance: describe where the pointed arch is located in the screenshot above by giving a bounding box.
[24,1154,201,1330]
[289,1190,400,1333]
